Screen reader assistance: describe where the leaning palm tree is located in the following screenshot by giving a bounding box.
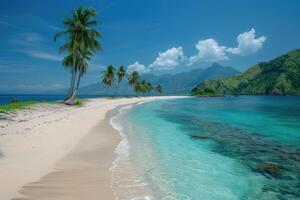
[69,50,93,103]
[62,53,77,99]
[155,84,163,95]
[113,65,126,97]
[127,71,140,96]
[102,65,116,96]
[54,6,101,103]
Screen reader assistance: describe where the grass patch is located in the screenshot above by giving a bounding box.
[74,99,82,105]
[0,101,45,112]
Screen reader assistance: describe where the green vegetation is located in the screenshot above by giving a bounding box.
[0,101,42,112]
[190,87,223,97]
[134,80,153,96]
[114,65,126,96]
[74,99,82,105]
[102,65,116,95]
[79,63,238,95]
[54,6,102,105]
[203,49,300,95]
[100,65,162,97]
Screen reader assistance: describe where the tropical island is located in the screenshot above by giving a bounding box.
[0,1,300,200]
[200,49,300,95]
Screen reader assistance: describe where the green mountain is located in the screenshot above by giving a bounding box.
[202,49,300,95]
[79,63,239,95]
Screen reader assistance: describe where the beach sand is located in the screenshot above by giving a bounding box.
[0,97,181,200]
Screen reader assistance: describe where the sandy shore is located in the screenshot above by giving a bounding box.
[0,96,182,200]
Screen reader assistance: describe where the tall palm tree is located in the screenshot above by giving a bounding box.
[70,50,93,102]
[113,65,126,97]
[54,6,101,103]
[127,71,140,96]
[102,65,116,96]
[62,53,77,99]
[155,84,163,95]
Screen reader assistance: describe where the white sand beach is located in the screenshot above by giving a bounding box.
[0,97,182,200]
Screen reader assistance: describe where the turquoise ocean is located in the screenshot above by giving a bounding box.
[111,96,300,200]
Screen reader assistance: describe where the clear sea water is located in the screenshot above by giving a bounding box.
[112,96,300,200]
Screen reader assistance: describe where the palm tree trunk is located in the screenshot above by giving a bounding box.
[65,55,77,102]
[65,70,76,100]
[65,74,81,105]
[113,83,120,98]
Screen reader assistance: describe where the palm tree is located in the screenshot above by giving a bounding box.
[102,65,116,96]
[72,50,93,100]
[62,53,77,100]
[137,80,152,96]
[134,81,143,97]
[113,65,126,97]
[127,71,140,96]
[54,6,101,103]
[145,82,153,95]
[155,84,162,95]
[140,80,147,96]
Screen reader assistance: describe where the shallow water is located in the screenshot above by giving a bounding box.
[112,96,300,200]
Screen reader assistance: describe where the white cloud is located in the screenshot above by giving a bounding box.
[29,51,62,61]
[189,39,228,65]
[149,47,185,70]
[127,61,149,74]
[227,28,266,55]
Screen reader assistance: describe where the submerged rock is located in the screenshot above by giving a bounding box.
[158,111,300,198]
[190,134,210,140]
[256,162,281,176]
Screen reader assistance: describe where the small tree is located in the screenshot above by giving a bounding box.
[102,65,116,96]
[128,71,140,96]
[114,65,126,97]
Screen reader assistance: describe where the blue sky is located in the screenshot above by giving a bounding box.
[0,0,300,93]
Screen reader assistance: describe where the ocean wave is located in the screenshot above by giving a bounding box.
[109,105,132,171]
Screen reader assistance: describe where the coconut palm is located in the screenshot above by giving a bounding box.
[54,6,101,103]
[145,82,153,95]
[155,84,162,95]
[128,71,140,86]
[140,80,147,96]
[71,50,93,100]
[127,71,140,96]
[62,53,77,99]
[102,65,116,96]
[113,65,126,97]
[134,81,143,96]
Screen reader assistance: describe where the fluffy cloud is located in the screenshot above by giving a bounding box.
[189,39,228,64]
[149,47,184,70]
[126,28,266,70]
[127,61,149,74]
[227,28,266,55]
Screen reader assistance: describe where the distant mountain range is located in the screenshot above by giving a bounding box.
[78,63,239,95]
[202,49,300,95]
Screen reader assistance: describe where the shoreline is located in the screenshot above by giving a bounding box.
[109,102,155,199]
[0,96,185,200]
